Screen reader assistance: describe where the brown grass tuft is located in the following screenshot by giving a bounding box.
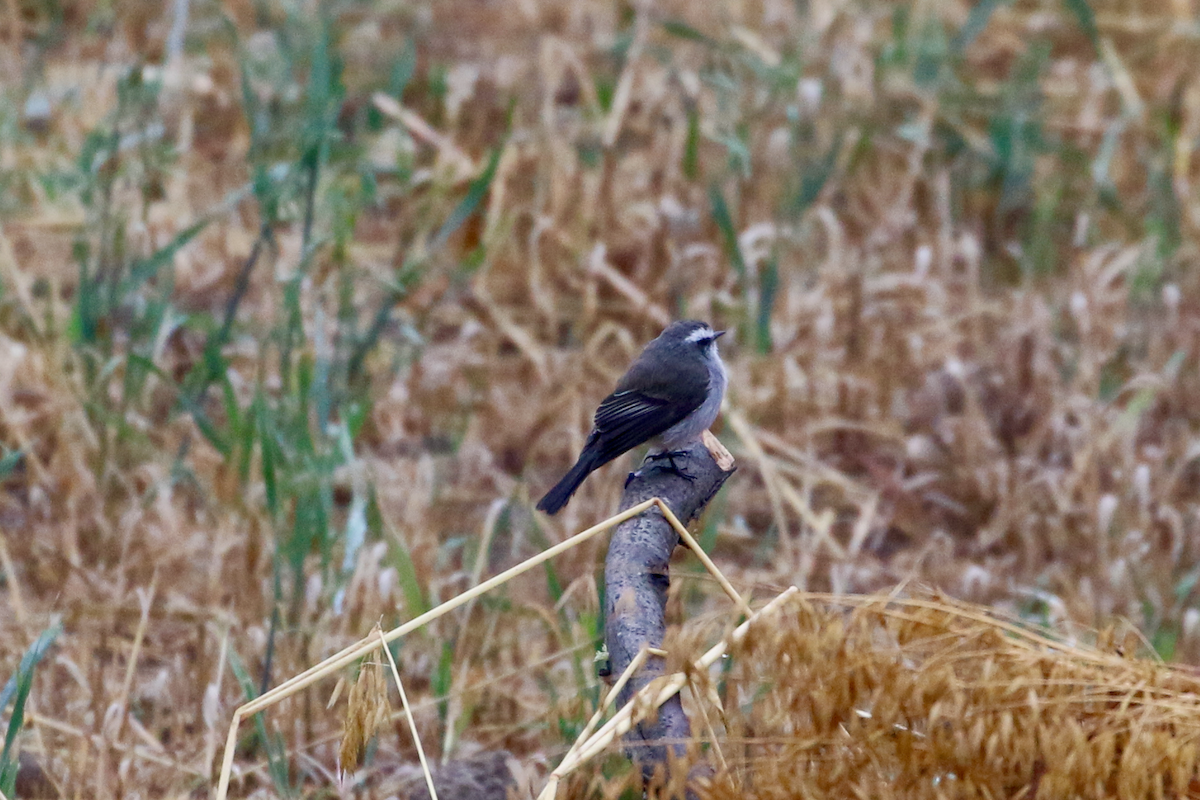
[697,592,1200,799]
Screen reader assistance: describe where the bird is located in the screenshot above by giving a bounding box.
[536,320,727,515]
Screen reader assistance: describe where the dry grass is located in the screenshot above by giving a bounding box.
[701,591,1200,799]
[2,0,1200,796]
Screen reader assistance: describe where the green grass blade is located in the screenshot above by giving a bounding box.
[430,145,504,253]
[660,20,718,48]
[0,449,22,481]
[433,640,455,726]
[0,620,63,797]
[124,218,208,293]
[683,105,700,180]
[256,391,280,519]
[1064,0,1100,53]
[228,647,295,798]
[756,255,778,354]
[709,183,746,280]
[952,0,1005,54]
[389,528,429,618]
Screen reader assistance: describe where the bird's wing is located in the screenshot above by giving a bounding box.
[585,338,711,461]
[590,389,695,458]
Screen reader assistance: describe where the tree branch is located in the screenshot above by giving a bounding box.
[603,438,734,791]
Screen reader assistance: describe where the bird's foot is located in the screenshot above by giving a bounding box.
[645,450,695,481]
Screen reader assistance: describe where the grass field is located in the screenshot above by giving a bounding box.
[3,0,1200,797]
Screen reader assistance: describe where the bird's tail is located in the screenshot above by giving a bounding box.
[536,452,599,515]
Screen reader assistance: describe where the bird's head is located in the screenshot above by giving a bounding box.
[659,319,725,355]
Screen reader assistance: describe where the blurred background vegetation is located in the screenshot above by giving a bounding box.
[2,0,1200,795]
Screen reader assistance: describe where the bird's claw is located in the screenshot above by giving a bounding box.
[645,450,695,482]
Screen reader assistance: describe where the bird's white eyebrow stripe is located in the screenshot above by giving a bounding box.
[684,327,714,343]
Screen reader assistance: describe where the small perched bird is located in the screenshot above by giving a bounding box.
[537,320,727,515]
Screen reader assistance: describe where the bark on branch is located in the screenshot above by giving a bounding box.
[603,438,735,791]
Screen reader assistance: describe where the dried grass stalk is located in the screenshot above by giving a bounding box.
[377,628,436,800]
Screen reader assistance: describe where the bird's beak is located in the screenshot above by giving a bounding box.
[714,330,726,339]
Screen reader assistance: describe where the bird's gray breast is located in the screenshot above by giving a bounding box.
[659,351,726,449]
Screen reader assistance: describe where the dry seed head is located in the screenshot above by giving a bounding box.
[682,592,1200,799]
[339,652,392,772]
